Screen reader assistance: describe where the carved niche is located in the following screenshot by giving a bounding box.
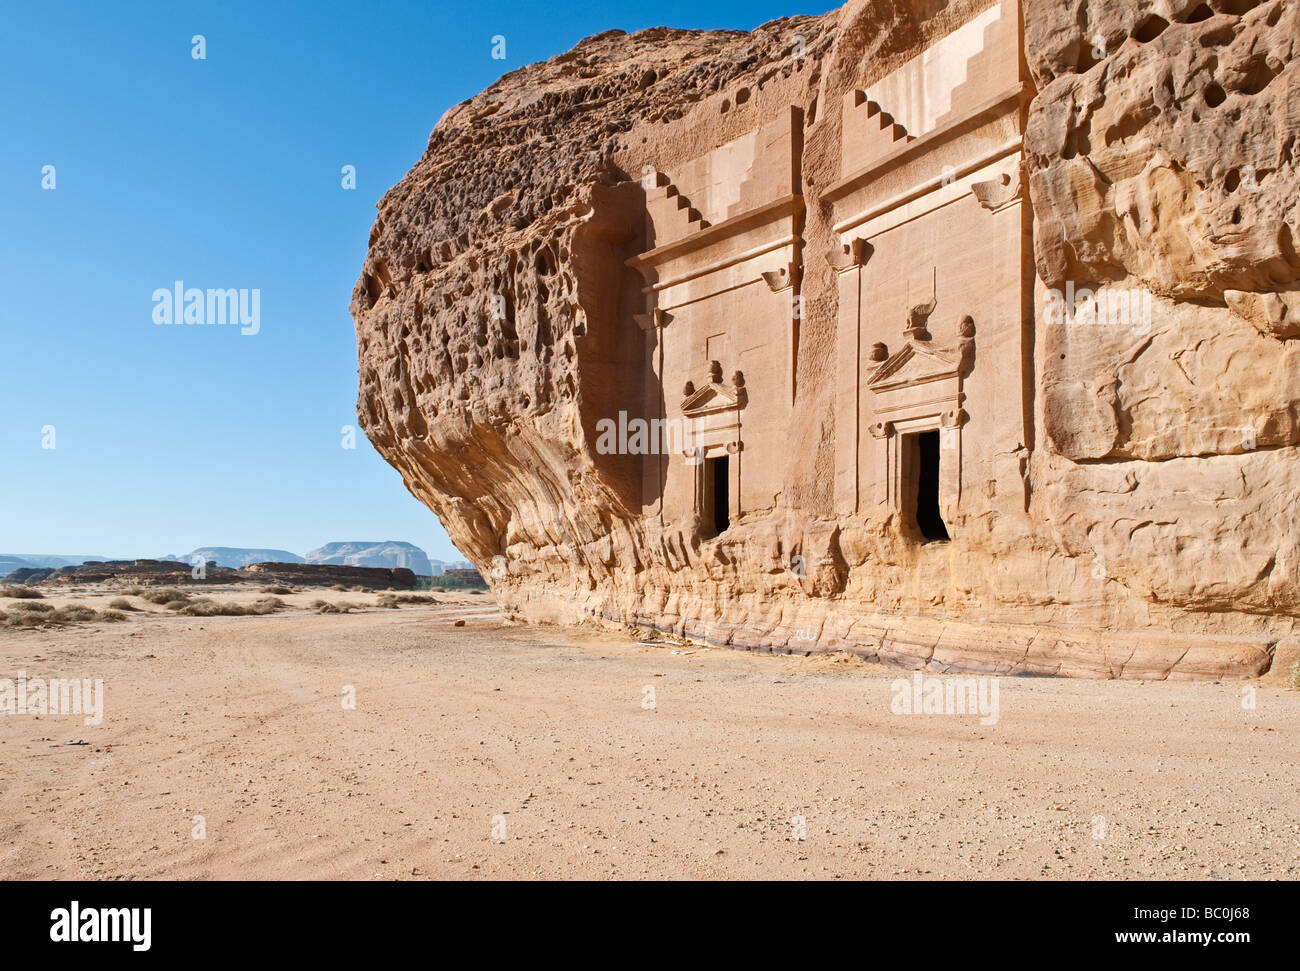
[865,315,973,520]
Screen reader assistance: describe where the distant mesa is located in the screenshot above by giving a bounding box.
[3,542,469,580]
[0,556,31,578]
[161,547,305,569]
[5,558,418,590]
[0,553,118,578]
[305,541,432,576]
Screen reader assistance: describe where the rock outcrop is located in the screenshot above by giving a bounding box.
[10,559,417,590]
[238,562,418,590]
[1,554,115,576]
[351,0,1300,679]
[306,541,434,575]
[171,547,305,569]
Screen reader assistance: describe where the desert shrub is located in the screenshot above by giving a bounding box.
[432,587,447,593]
[177,598,237,616]
[107,597,137,610]
[53,604,98,623]
[317,602,356,614]
[121,586,143,596]
[141,588,189,605]
[0,585,44,599]
[4,611,46,628]
[3,602,131,626]
[3,601,88,628]
[331,584,348,591]
[10,602,112,627]
[374,593,436,608]
[260,585,292,595]
[1289,660,1300,691]
[378,593,435,607]
[162,599,190,611]
[9,601,53,614]
[310,599,329,609]
[350,585,367,592]
[177,596,284,617]
[175,598,216,616]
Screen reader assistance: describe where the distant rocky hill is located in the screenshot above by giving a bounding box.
[6,559,416,590]
[6,543,461,579]
[305,541,432,576]
[161,548,305,569]
[0,554,116,578]
[0,556,32,578]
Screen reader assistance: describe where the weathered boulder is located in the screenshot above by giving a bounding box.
[351,0,1298,679]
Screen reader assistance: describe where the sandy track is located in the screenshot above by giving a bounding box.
[0,594,1296,879]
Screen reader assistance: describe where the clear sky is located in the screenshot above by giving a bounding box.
[0,0,832,561]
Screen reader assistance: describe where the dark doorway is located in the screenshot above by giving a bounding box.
[914,430,948,542]
[706,455,730,536]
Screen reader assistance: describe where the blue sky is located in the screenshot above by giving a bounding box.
[0,0,830,561]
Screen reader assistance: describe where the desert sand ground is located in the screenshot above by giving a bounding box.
[0,586,1295,880]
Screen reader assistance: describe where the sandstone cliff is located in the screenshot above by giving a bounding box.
[352,0,1300,679]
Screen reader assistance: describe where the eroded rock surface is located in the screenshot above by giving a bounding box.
[352,0,1300,679]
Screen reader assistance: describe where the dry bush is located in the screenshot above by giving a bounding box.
[1290,660,1300,691]
[4,611,46,628]
[141,588,189,605]
[177,596,284,617]
[378,593,435,607]
[2,602,122,627]
[121,586,143,596]
[53,604,98,623]
[0,585,44,599]
[107,597,138,610]
[260,585,292,595]
[8,601,52,614]
[330,584,348,591]
[174,598,223,616]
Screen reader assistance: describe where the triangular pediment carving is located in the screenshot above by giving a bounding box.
[680,381,744,416]
[867,342,960,393]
